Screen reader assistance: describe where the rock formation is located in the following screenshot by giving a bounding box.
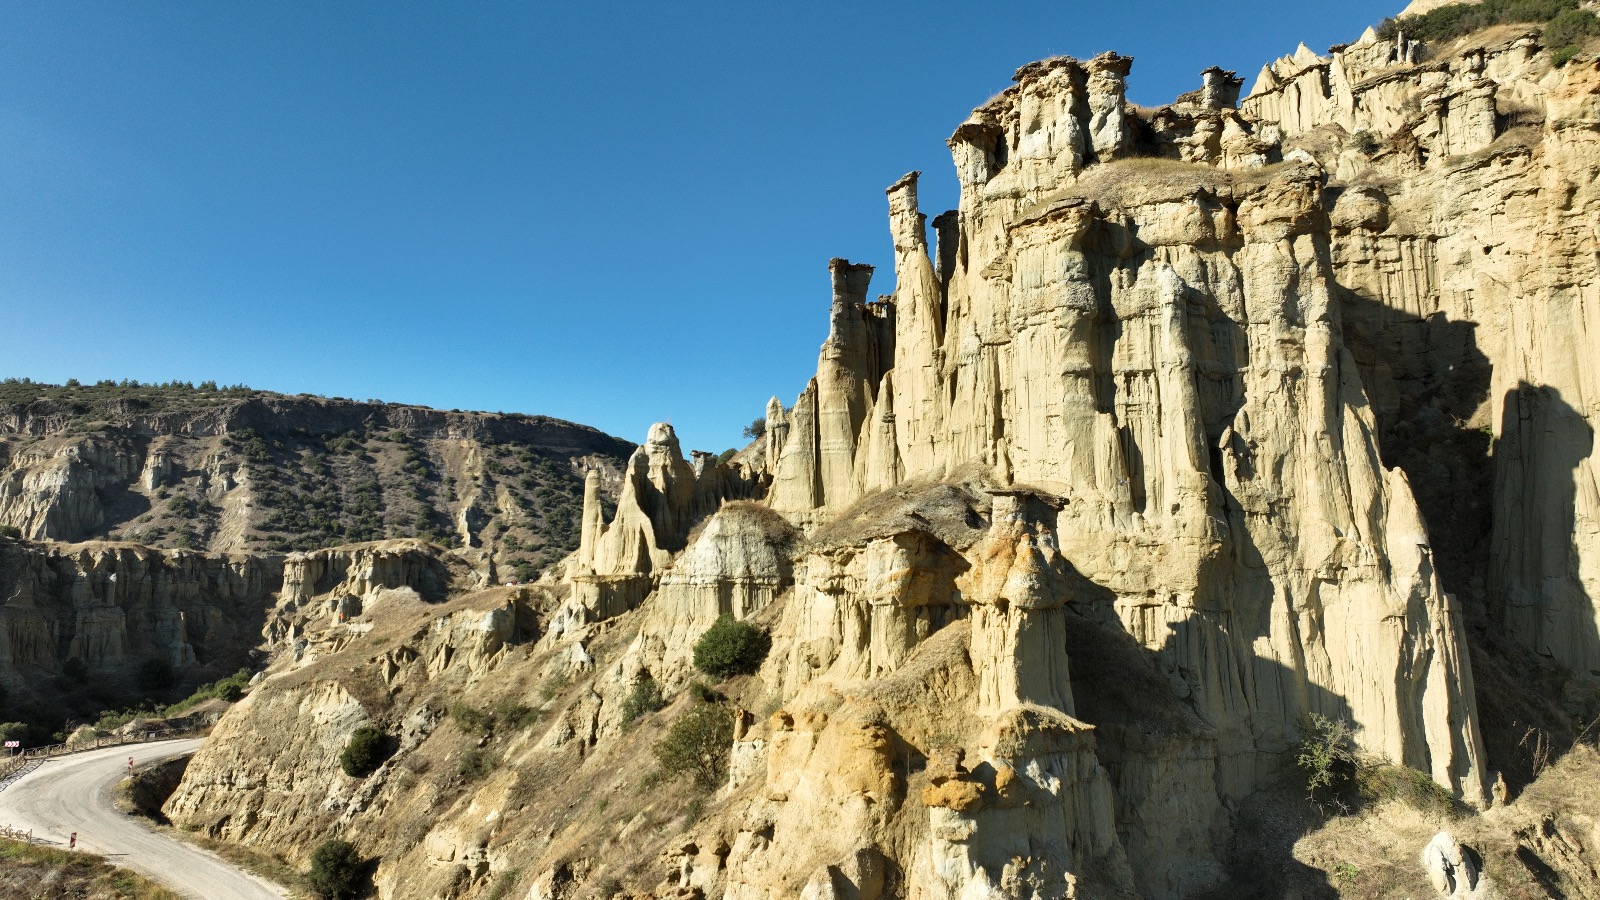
[155,10,1600,900]
[566,423,761,625]
[0,538,282,700]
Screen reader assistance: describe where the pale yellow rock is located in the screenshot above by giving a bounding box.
[569,422,755,622]
[157,20,1600,900]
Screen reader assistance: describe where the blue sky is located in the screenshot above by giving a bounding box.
[0,1,1401,452]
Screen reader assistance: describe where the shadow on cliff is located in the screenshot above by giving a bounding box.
[1064,583,1348,898]
[1337,282,1600,789]
[1336,292,1493,612]
[1475,383,1600,790]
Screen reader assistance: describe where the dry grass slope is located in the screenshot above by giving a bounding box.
[0,836,183,900]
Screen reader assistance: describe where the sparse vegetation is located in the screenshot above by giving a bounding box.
[1296,714,1457,816]
[1356,762,1456,814]
[692,614,771,678]
[339,725,395,777]
[653,699,734,788]
[0,378,623,562]
[492,698,542,731]
[458,748,497,781]
[620,676,667,727]
[306,839,366,900]
[170,667,252,712]
[0,524,22,540]
[450,702,494,736]
[1376,0,1600,64]
[484,869,522,900]
[1296,714,1361,809]
[539,669,572,702]
[0,836,182,899]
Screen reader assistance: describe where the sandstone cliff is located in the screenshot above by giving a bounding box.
[159,10,1600,900]
[0,537,281,707]
[0,533,484,721]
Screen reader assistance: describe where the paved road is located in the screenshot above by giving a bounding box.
[0,739,289,900]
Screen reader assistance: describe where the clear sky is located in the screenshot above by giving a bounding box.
[0,1,1402,453]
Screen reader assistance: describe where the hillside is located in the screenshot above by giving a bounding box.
[0,379,633,576]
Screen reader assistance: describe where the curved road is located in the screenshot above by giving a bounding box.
[0,739,288,900]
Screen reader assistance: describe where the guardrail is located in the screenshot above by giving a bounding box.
[0,728,203,786]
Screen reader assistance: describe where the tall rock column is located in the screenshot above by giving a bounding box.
[887,172,949,478]
[570,423,716,620]
[763,396,788,465]
[1085,52,1132,161]
[814,258,881,510]
[958,492,1078,717]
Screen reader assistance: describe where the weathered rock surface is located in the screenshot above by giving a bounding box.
[0,538,283,699]
[157,11,1600,900]
[566,423,761,625]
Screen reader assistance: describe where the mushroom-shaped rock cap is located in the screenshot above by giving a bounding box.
[645,422,681,452]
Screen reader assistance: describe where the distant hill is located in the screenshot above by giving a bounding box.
[0,378,631,577]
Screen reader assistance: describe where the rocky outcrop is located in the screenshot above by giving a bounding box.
[0,436,143,542]
[264,540,469,658]
[566,423,760,624]
[0,539,283,697]
[757,48,1491,819]
[628,503,796,688]
[1237,31,1600,682]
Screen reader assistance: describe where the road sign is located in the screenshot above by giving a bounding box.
[2,741,17,748]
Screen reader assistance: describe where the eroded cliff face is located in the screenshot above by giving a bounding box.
[760,44,1490,809]
[0,535,487,710]
[160,16,1600,900]
[0,538,282,701]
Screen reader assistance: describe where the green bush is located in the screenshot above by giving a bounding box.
[1296,714,1360,805]
[210,669,250,703]
[1377,0,1598,50]
[306,839,366,900]
[339,726,393,778]
[0,721,29,747]
[0,524,21,540]
[492,698,541,731]
[1547,6,1600,61]
[653,700,734,788]
[1296,714,1454,814]
[158,668,252,717]
[451,702,494,736]
[458,748,497,781]
[689,681,724,704]
[620,677,667,727]
[692,615,770,679]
